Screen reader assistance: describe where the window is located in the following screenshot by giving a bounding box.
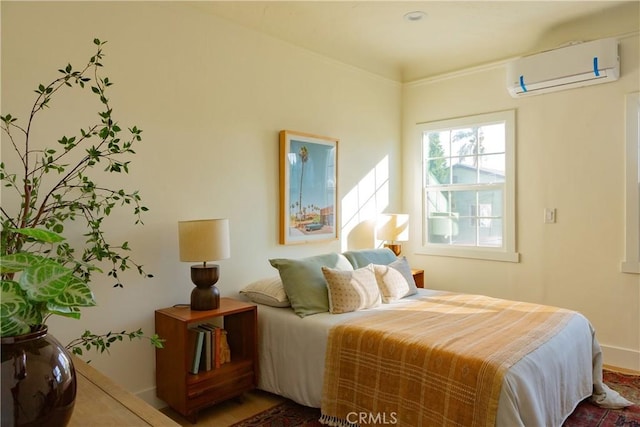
[418,110,518,262]
[622,92,640,274]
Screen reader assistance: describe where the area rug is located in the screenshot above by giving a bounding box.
[563,370,640,427]
[232,371,639,427]
[230,399,322,427]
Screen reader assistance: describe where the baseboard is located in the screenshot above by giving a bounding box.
[601,344,640,371]
[604,364,640,375]
[135,386,166,409]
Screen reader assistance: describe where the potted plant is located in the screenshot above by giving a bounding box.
[0,39,162,426]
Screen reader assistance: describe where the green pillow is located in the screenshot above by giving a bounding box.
[269,253,353,317]
[342,248,397,269]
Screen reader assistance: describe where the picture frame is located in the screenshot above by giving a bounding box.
[279,130,338,245]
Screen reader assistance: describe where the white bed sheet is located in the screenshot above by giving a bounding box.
[256,289,601,426]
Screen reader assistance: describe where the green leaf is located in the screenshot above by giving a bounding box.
[151,334,165,348]
[0,315,30,337]
[86,146,101,159]
[19,260,73,302]
[53,276,96,307]
[46,303,81,319]
[0,253,48,274]
[0,284,40,337]
[11,227,65,243]
[0,280,28,318]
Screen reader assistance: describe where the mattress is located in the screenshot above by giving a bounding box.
[256,289,601,426]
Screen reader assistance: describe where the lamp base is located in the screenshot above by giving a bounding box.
[384,243,402,256]
[191,284,220,310]
[190,264,220,311]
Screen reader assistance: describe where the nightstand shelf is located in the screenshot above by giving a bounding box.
[155,298,257,423]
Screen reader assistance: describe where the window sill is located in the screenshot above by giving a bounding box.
[621,261,640,274]
[418,246,520,263]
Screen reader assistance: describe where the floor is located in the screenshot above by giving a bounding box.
[160,390,285,426]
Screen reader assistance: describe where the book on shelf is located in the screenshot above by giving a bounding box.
[198,323,219,369]
[213,325,222,368]
[196,325,213,372]
[202,323,225,368]
[219,329,231,364]
[187,326,205,375]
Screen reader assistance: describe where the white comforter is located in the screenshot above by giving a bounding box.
[256,289,611,426]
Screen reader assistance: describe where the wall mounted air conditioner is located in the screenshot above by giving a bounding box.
[506,37,619,98]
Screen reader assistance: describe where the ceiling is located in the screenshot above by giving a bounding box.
[192,1,637,82]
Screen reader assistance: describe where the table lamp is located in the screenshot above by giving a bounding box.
[178,218,230,310]
[376,213,409,256]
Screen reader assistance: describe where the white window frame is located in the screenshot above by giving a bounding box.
[417,110,519,262]
[621,92,640,274]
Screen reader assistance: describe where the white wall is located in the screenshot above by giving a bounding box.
[1,2,401,403]
[402,24,640,368]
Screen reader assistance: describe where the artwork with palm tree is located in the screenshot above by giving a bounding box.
[279,130,338,244]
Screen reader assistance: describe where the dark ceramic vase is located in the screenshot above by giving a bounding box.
[1,325,77,426]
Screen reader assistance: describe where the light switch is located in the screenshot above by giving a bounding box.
[544,208,556,224]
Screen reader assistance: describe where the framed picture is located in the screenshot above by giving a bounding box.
[279,130,338,245]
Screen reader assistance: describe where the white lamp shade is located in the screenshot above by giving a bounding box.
[178,218,230,262]
[376,214,409,242]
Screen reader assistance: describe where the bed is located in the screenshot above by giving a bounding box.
[241,249,629,426]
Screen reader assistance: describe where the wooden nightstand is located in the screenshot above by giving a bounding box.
[155,298,257,423]
[412,269,425,288]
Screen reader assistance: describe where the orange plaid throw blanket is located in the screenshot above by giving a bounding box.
[320,292,575,427]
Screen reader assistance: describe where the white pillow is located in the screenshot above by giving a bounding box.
[321,264,381,314]
[239,276,290,307]
[373,257,418,303]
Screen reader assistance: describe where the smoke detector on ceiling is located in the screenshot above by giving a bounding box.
[403,11,427,22]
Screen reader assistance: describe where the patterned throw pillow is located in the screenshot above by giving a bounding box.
[321,265,381,314]
[239,276,290,307]
[373,257,418,303]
